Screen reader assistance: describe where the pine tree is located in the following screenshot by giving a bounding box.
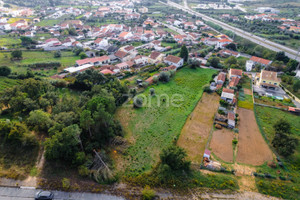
[180,45,189,62]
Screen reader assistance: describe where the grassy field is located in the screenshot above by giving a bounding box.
[0,36,21,48]
[0,51,80,74]
[238,93,253,110]
[0,77,21,92]
[254,105,300,163]
[116,67,216,175]
[35,19,61,27]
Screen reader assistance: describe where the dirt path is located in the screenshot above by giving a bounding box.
[236,108,273,166]
[210,129,234,163]
[177,93,220,164]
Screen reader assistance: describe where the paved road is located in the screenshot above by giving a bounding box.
[0,187,124,200]
[163,1,300,62]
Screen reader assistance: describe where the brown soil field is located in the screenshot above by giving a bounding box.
[177,93,220,164]
[210,129,234,163]
[236,108,273,166]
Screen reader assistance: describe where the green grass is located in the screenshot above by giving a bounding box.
[254,106,300,162]
[256,178,300,200]
[117,67,216,175]
[253,105,300,199]
[0,36,21,48]
[238,94,254,110]
[0,77,21,92]
[35,19,60,27]
[161,42,178,48]
[0,51,80,75]
[163,28,179,35]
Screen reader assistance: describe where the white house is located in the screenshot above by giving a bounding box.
[221,88,235,103]
[246,60,254,72]
[94,38,109,48]
[164,55,184,69]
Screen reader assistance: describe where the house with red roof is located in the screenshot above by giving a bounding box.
[229,68,243,79]
[148,51,165,64]
[76,56,110,66]
[250,56,272,66]
[221,88,235,103]
[164,55,184,68]
[216,38,233,49]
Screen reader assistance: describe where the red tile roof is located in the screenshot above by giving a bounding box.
[115,50,127,59]
[230,68,243,76]
[76,56,110,66]
[250,56,271,65]
[222,88,234,94]
[165,55,182,64]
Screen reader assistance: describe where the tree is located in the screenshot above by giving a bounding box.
[226,43,237,51]
[179,45,189,62]
[11,50,22,60]
[20,36,33,46]
[129,88,137,97]
[275,51,289,63]
[44,124,82,163]
[80,110,94,137]
[160,145,190,171]
[0,66,11,76]
[293,80,300,92]
[159,71,170,83]
[225,56,237,67]
[27,110,54,133]
[79,52,88,59]
[272,119,298,157]
[285,59,299,73]
[54,50,61,58]
[208,57,220,68]
[133,97,143,108]
[150,88,155,96]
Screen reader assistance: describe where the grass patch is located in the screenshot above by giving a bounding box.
[0,77,21,92]
[238,93,253,110]
[254,105,300,164]
[256,178,300,200]
[116,67,216,175]
[35,19,61,27]
[0,51,80,75]
[0,36,21,48]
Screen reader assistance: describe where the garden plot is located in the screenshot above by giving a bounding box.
[210,129,234,163]
[236,108,273,166]
[177,93,220,164]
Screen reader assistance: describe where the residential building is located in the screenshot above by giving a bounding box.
[164,55,184,68]
[229,68,243,79]
[257,70,281,90]
[221,88,235,103]
[148,51,164,64]
[76,56,110,66]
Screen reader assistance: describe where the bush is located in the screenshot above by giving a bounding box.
[142,185,156,200]
[78,165,89,177]
[232,139,238,145]
[54,50,61,58]
[62,178,70,190]
[159,71,170,83]
[133,97,143,108]
[0,66,11,76]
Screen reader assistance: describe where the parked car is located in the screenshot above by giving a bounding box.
[35,191,54,200]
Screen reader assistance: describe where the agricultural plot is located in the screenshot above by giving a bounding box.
[177,93,220,164]
[35,19,61,27]
[210,129,235,163]
[115,68,216,175]
[0,51,80,75]
[236,108,273,166]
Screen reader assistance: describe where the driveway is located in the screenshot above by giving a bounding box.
[253,85,287,98]
[0,186,124,200]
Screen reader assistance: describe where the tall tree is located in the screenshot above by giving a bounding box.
[180,45,189,62]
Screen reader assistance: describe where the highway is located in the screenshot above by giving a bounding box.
[162,0,300,62]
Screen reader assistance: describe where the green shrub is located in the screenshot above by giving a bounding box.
[142,185,156,200]
[62,178,70,190]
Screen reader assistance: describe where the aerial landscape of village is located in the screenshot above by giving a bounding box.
[0,0,300,199]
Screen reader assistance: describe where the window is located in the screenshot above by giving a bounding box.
[274,83,277,85]
[263,81,266,83]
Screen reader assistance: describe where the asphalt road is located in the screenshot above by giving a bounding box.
[0,187,124,200]
[163,1,300,62]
